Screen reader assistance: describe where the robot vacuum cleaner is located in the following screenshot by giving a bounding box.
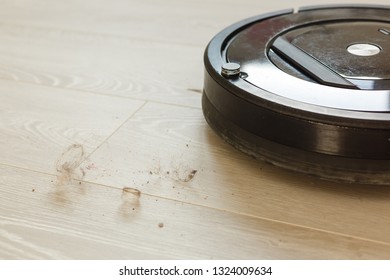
[202,5,390,184]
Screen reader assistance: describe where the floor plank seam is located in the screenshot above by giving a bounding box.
[2,162,390,248]
[144,99,202,110]
[0,20,205,48]
[80,101,148,161]
[44,170,390,248]
[0,163,57,177]
[0,77,202,110]
[0,76,147,103]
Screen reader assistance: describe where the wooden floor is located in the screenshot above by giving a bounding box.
[1,0,390,259]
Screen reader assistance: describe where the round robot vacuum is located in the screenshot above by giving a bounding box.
[202,5,390,184]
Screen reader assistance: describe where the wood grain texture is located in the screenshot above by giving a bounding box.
[0,80,144,172]
[0,0,383,46]
[1,164,389,259]
[0,0,283,46]
[82,102,390,247]
[0,23,203,108]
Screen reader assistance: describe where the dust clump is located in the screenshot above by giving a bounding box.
[166,158,198,182]
[158,222,164,228]
[150,158,161,175]
[55,144,86,186]
[172,168,198,183]
[186,170,198,181]
[50,144,87,206]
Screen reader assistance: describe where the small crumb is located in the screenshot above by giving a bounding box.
[186,144,189,147]
[32,189,35,192]
[187,169,197,181]
[149,171,153,175]
[78,181,82,185]
[166,171,170,175]
[122,187,141,197]
[158,222,164,228]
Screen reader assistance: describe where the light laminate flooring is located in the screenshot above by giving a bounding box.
[1,0,390,259]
